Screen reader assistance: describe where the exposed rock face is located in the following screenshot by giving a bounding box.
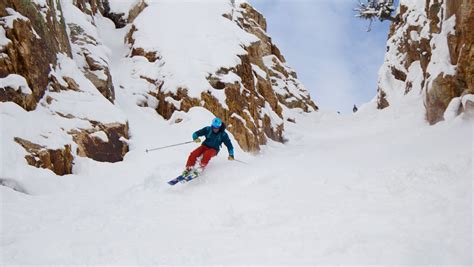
[377,0,473,124]
[14,137,74,176]
[103,0,147,28]
[66,0,115,102]
[2,0,314,177]
[0,0,71,110]
[213,4,317,151]
[127,2,318,152]
[70,122,129,163]
[1,0,129,175]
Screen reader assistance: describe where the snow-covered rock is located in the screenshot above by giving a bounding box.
[63,0,116,102]
[126,1,318,151]
[375,0,473,124]
[0,0,129,175]
[0,0,71,110]
[1,0,317,176]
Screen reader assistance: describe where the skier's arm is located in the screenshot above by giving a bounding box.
[192,127,210,140]
[223,133,234,157]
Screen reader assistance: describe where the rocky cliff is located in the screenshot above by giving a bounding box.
[376,0,473,124]
[125,1,317,152]
[1,0,131,176]
[0,0,317,176]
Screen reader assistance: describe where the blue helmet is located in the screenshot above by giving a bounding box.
[211,117,222,129]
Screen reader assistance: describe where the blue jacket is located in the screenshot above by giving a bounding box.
[192,123,234,156]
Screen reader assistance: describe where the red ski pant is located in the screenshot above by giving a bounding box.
[186,145,217,169]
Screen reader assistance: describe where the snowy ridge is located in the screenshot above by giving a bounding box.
[131,1,257,99]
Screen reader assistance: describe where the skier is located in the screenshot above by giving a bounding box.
[353,104,358,113]
[182,117,234,177]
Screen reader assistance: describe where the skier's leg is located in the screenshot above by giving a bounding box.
[186,146,206,169]
[199,147,217,169]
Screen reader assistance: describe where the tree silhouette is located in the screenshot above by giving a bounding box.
[354,0,397,31]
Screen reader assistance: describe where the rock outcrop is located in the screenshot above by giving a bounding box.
[1,0,316,177]
[14,137,74,176]
[103,0,147,28]
[69,122,129,163]
[65,0,115,102]
[1,0,129,175]
[126,1,318,152]
[0,0,71,110]
[377,0,473,124]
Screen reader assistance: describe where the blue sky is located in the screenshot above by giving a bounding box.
[249,0,392,113]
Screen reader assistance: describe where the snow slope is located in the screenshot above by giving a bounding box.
[2,86,472,264]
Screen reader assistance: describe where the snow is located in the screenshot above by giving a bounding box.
[405,60,423,93]
[107,0,141,18]
[2,96,472,264]
[262,55,310,102]
[0,27,11,47]
[47,54,127,124]
[2,8,29,29]
[444,97,461,121]
[251,63,267,78]
[461,94,474,108]
[426,15,457,90]
[261,102,283,128]
[62,0,100,38]
[219,71,241,84]
[131,0,258,100]
[0,74,32,94]
[62,0,112,75]
[399,0,426,16]
[0,101,78,192]
[31,0,50,22]
[243,109,257,125]
[409,30,420,41]
[32,0,48,6]
[90,131,109,142]
[164,96,181,109]
[230,112,249,127]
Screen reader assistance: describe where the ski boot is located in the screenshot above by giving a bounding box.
[181,166,202,182]
[189,166,204,180]
[180,167,193,183]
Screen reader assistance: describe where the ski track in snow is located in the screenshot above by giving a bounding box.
[1,11,473,266]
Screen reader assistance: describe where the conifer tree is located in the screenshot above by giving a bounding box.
[354,0,397,31]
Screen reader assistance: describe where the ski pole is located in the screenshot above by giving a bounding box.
[234,159,248,165]
[146,141,195,153]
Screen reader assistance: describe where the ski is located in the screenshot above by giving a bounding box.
[167,171,200,186]
[167,175,185,185]
[184,172,199,182]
